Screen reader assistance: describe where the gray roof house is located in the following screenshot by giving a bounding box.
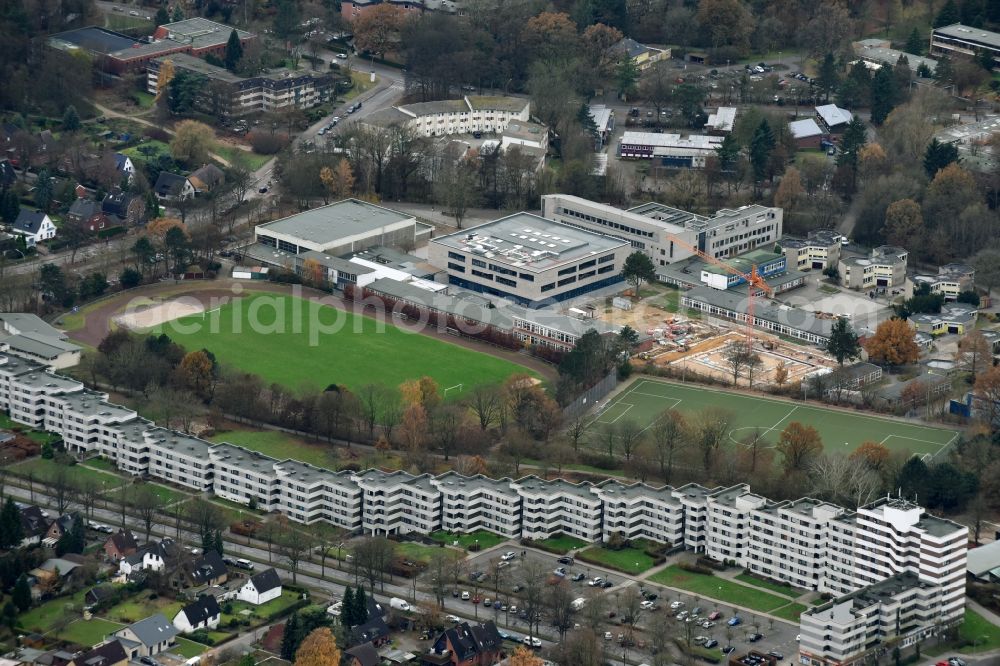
[153,172,194,201]
[113,614,179,657]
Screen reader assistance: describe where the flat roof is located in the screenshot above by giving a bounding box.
[466,96,529,113]
[596,480,678,503]
[158,17,254,49]
[853,39,938,72]
[706,107,736,132]
[968,540,1000,576]
[434,472,517,494]
[256,199,415,247]
[3,333,80,359]
[146,427,212,458]
[433,212,627,272]
[816,104,852,127]
[366,278,513,329]
[683,286,835,339]
[934,23,1000,50]
[513,476,599,502]
[153,53,243,83]
[48,26,140,55]
[621,132,723,151]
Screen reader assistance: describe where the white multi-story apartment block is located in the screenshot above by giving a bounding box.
[0,347,967,645]
[364,96,530,138]
[210,443,281,511]
[513,477,604,542]
[746,498,845,591]
[593,480,684,545]
[853,498,966,623]
[145,429,214,492]
[800,572,943,666]
[275,460,362,528]
[432,473,522,538]
[353,470,442,536]
[540,194,783,269]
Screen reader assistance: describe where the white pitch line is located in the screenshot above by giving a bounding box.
[605,403,634,424]
[760,406,798,439]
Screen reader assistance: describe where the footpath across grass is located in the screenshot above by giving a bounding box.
[649,565,789,613]
[10,458,124,488]
[770,602,808,622]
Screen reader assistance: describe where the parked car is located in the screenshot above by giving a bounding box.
[727,616,742,626]
[588,577,604,587]
[522,636,542,648]
[768,651,783,659]
[705,640,719,648]
[748,633,764,643]
[701,620,715,629]
[483,598,492,607]
[557,556,574,565]
[722,646,736,655]
[233,558,254,571]
[670,601,685,610]
[336,53,348,59]
[571,572,586,581]
[446,614,461,623]
[501,551,517,561]
[461,591,470,600]
[604,631,613,640]
[601,580,614,588]
[708,610,722,620]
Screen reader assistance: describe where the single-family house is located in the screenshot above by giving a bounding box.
[19,505,49,547]
[350,614,391,648]
[118,539,180,577]
[11,209,56,246]
[84,584,118,609]
[113,614,179,658]
[172,595,222,634]
[187,550,229,587]
[236,567,282,605]
[344,643,380,666]
[104,529,139,562]
[188,164,225,193]
[29,556,85,597]
[423,621,504,666]
[69,640,128,666]
[102,190,144,227]
[153,172,195,201]
[66,198,106,232]
[113,154,135,183]
[44,513,78,545]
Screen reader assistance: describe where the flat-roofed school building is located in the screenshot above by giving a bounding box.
[428,212,630,307]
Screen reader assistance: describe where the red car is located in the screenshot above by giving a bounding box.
[708,611,722,620]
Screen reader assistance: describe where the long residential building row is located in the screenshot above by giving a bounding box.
[0,350,966,631]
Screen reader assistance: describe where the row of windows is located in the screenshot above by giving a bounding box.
[557,206,655,238]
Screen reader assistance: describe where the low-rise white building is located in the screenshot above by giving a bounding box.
[173,596,222,634]
[618,132,723,167]
[839,246,908,290]
[363,96,530,138]
[237,568,282,605]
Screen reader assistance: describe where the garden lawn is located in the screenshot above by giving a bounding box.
[430,530,507,551]
[108,481,189,505]
[18,590,87,632]
[167,294,537,393]
[649,565,789,612]
[536,535,589,554]
[57,618,124,646]
[957,608,1000,653]
[209,429,340,469]
[81,457,119,473]
[224,590,300,623]
[173,638,208,658]
[734,573,797,598]
[770,602,808,623]
[9,458,124,487]
[396,542,442,565]
[102,591,185,624]
[578,545,657,575]
[214,144,272,171]
[0,413,59,445]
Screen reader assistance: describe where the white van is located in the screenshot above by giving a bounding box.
[390,597,411,612]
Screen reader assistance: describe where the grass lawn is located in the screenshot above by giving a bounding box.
[396,541,443,564]
[9,457,124,487]
[224,590,300,623]
[81,457,119,473]
[734,573,797,598]
[102,590,185,624]
[953,608,1000,653]
[0,413,59,444]
[121,140,171,164]
[770,602,808,623]
[57,618,124,646]
[209,429,340,470]
[523,458,627,478]
[343,70,374,100]
[536,535,589,554]
[649,565,790,613]
[165,293,536,393]
[595,378,960,459]
[430,530,507,551]
[108,481,189,505]
[214,144,272,171]
[19,590,88,632]
[173,638,208,658]
[578,545,657,575]
[133,91,155,109]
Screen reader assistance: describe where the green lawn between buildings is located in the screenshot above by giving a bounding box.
[578,543,658,575]
[649,565,790,613]
[535,535,589,554]
[165,293,537,394]
[734,573,798,598]
[430,530,507,551]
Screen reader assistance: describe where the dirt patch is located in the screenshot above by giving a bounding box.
[114,299,205,330]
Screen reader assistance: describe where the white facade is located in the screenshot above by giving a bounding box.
[210,443,281,511]
[513,477,604,542]
[367,96,531,138]
[593,481,684,545]
[353,470,442,536]
[432,473,522,538]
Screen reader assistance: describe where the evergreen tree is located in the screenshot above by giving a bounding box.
[62,105,81,132]
[1,190,19,224]
[13,574,31,611]
[916,62,932,78]
[224,30,243,71]
[172,5,184,21]
[715,133,739,172]
[281,613,300,660]
[0,496,25,549]
[749,119,775,182]
[577,104,598,139]
[870,65,898,125]
[3,600,16,630]
[817,53,839,102]
[837,116,868,171]
[201,528,214,554]
[71,516,85,552]
[934,56,954,84]
[825,318,861,366]
[934,0,959,27]
[341,587,355,626]
[905,28,924,55]
[145,192,159,220]
[214,529,224,557]
[155,6,169,25]
[923,138,960,177]
[35,168,53,212]
[354,587,369,624]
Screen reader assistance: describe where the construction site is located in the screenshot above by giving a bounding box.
[584,285,834,388]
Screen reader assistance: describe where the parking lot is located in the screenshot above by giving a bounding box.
[457,545,802,664]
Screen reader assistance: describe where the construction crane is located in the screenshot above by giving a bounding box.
[666,233,774,352]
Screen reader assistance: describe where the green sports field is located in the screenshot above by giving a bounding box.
[166,293,537,393]
[594,378,960,458]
